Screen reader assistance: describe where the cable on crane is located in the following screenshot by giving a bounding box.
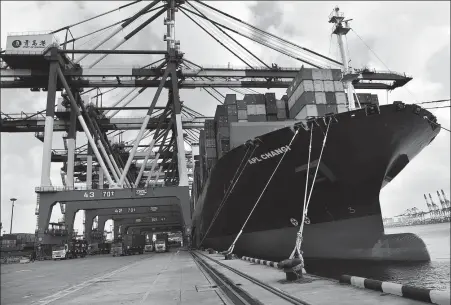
[180,6,326,69]
[186,1,270,69]
[180,8,254,69]
[192,0,342,67]
[60,5,166,47]
[51,0,144,34]
[188,2,340,69]
[350,28,422,104]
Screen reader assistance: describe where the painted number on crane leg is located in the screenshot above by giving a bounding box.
[102,191,115,197]
[84,192,94,198]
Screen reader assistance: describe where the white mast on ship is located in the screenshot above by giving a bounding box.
[329,7,356,110]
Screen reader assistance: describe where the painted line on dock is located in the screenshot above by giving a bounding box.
[241,256,307,274]
[340,275,450,305]
[31,256,151,305]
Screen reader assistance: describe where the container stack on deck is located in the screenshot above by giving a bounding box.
[195,67,379,190]
[287,67,349,119]
[354,93,380,107]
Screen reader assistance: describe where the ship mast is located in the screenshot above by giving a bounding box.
[329,7,356,110]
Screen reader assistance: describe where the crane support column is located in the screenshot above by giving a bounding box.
[55,66,115,187]
[40,50,59,187]
[66,101,77,187]
[98,166,104,189]
[87,144,93,189]
[170,66,189,186]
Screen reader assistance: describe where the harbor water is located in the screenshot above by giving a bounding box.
[304,222,450,291]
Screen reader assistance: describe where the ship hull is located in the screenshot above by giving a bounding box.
[192,104,439,261]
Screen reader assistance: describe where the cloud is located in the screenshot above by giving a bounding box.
[1,1,449,234]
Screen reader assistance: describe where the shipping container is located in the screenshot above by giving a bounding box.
[316,104,338,116]
[205,138,216,148]
[256,95,266,104]
[224,94,237,105]
[228,115,238,123]
[214,105,226,117]
[206,147,217,158]
[244,94,258,105]
[303,80,315,91]
[238,109,248,120]
[337,104,348,113]
[277,108,287,119]
[295,104,319,119]
[333,81,344,92]
[265,92,276,104]
[276,100,285,109]
[226,104,238,116]
[248,115,267,122]
[321,69,333,81]
[312,69,323,80]
[325,92,336,104]
[289,91,315,119]
[247,104,257,115]
[296,67,313,81]
[267,115,278,121]
[335,92,347,105]
[313,80,325,92]
[218,126,230,137]
[331,69,342,81]
[265,93,278,114]
[237,99,247,110]
[256,104,266,115]
[323,80,335,92]
[314,92,327,104]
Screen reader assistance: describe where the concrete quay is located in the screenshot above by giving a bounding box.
[1,248,445,305]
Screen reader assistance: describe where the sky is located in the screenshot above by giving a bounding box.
[1,1,450,234]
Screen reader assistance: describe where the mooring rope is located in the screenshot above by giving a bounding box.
[200,142,258,246]
[225,128,301,254]
[290,119,332,259]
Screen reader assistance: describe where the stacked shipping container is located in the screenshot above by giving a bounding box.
[354,93,379,106]
[287,67,347,119]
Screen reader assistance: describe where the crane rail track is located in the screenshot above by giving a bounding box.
[191,250,314,305]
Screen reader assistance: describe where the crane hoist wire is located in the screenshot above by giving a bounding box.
[186,0,270,69]
[181,9,259,69]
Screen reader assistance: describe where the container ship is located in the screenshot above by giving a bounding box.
[191,8,441,262]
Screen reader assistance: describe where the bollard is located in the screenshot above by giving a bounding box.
[278,258,304,281]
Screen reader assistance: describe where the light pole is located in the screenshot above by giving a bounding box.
[10,198,17,234]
